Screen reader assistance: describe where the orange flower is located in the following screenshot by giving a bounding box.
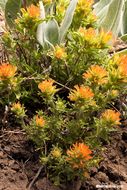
[27,4,40,18]
[67,142,92,168]
[35,115,45,127]
[101,109,121,125]
[79,27,96,39]
[54,45,67,59]
[68,85,94,101]
[0,63,17,80]
[38,79,57,95]
[83,65,108,85]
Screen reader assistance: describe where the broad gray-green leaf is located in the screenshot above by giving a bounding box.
[121,1,127,35]
[94,0,111,26]
[59,0,78,43]
[100,0,124,36]
[5,0,22,27]
[94,0,110,14]
[37,21,46,47]
[36,1,46,47]
[45,19,59,45]
[0,0,7,10]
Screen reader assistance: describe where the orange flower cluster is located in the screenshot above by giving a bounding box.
[21,4,40,18]
[35,115,45,127]
[0,63,17,80]
[101,109,121,125]
[83,65,108,85]
[54,46,67,59]
[78,27,96,40]
[67,142,92,168]
[27,4,40,18]
[118,55,127,77]
[78,27,112,46]
[38,79,57,95]
[68,85,94,101]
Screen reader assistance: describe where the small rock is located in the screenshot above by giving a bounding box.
[95,172,109,182]
[122,132,127,142]
[0,151,4,158]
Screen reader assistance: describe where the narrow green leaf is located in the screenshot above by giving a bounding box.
[115,48,127,56]
[120,34,127,41]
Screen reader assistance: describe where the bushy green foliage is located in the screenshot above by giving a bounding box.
[1,0,127,186]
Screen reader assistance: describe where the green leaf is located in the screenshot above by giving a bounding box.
[45,19,59,46]
[5,0,22,27]
[120,34,127,41]
[59,0,78,43]
[0,0,7,10]
[115,48,127,56]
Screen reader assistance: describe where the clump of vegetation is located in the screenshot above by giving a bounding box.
[0,0,127,186]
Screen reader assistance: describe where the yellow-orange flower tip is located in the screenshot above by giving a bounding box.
[0,63,17,80]
[35,115,45,127]
[11,102,22,110]
[83,65,108,84]
[118,55,127,76]
[68,85,94,101]
[77,0,94,9]
[43,0,52,4]
[78,27,96,39]
[101,109,121,125]
[54,46,67,59]
[100,29,113,43]
[26,4,40,18]
[38,79,57,95]
[51,147,62,158]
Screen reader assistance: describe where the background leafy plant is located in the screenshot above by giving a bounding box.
[94,0,127,37]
